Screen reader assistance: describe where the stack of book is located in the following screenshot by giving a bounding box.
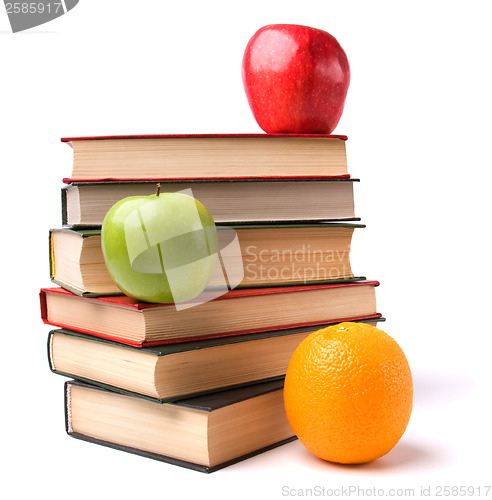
[40,133,384,472]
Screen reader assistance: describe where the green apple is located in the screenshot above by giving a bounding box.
[101,189,218,303]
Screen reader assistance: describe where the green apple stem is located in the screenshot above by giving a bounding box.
[156,183,161,197]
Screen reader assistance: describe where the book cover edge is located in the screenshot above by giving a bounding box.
[65,429,297,473]
[64,177,359,185]
[63,174,353,183]
[61,133,348,142]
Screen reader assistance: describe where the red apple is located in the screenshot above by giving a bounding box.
[242,24,350,134]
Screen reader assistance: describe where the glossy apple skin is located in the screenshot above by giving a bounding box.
[242,24,350,134]
[101,193,218,304]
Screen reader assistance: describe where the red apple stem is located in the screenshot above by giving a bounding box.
[156,183,161,196]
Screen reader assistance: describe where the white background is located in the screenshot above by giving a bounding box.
[1,1,491,498]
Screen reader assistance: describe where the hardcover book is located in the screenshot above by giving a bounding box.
[62,177,359,227]
[62,133,348,180]
[49,223,365,296]
[49,316,385,402]
[40,280,382,347]
[65,378,296,472]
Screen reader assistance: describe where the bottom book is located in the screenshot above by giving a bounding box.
[65,379,296,473]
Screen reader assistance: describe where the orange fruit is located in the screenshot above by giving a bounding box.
[284,322,413,464]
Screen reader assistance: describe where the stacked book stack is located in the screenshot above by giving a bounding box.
[40,133,383,472]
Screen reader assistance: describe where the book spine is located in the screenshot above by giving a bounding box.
[64,381,73,434]
[61,186,68,226]
[47,331,55,373]
[49,231,55,281]
[39,289,48,323]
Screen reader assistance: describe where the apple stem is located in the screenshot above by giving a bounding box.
[156,183,161,197]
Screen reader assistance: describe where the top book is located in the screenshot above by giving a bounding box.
[62,134,348,181]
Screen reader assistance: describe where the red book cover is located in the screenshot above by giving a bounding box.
[61,133,349,144]
[40,281,381,347]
